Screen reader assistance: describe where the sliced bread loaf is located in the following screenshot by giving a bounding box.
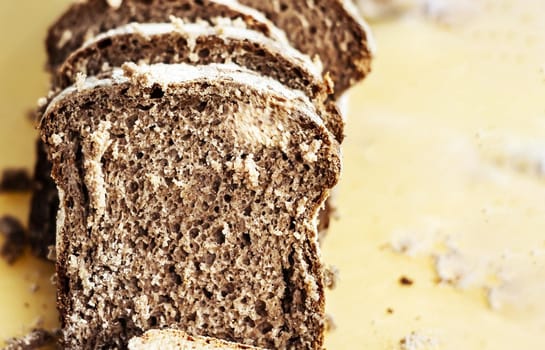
[47,0,374,96]
[46,0,287,71]
[237,0,376,95]
[56,19,343,142]
[32,12,344,260]
[129,329,262,349]
[57,20,324,99]
[41,63,340,349]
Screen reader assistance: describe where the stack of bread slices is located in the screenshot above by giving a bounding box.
[33,0,374,348]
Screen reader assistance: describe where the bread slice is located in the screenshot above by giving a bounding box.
[58,20,322,98]
[129,329,262,349]
[237,0,376,96]
[32,12,343,260]
[56,20,342,142]
[47,0,374,96]
[46,0,288,71]
[41,63,340,349]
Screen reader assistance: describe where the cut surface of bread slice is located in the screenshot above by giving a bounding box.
[41,63,340,349]
[32,13,343,260]
[57,20,324,101]
[46,0,288,70]
[237,0,376,96]
[129,329,263,350]
[57,19,343,142]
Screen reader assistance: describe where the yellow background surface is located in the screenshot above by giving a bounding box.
[1,0,544,348]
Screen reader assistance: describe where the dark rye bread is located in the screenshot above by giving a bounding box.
[56,20,343,142]
[46,0,286,71]
[57,21,322,98]
[238,0,375,96]
[31,13,342,262]
[41,63,340,349]
[129,329,263,349]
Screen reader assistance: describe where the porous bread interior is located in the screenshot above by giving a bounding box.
[237,0,374,96]
[129,329,261,350]
[42,68,339,349]
[46,63,319,118]
[80,21,318,78]
[56,22,344,141]
[47,0,282,70]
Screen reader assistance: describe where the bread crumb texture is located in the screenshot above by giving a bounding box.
[42,64,339,349]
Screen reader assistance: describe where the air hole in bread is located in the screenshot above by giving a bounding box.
[198,48,210,58]
[150,85,164,99]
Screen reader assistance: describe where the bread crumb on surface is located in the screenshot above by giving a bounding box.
[324,265,339,289]
[390,232,436,257]
[399,276,414,286]
[3,329,58,350]
[37,97,48,108]
[325,314,337,332]
[121,62,154,88]
[0,216,27,265]
[399,331,440,350]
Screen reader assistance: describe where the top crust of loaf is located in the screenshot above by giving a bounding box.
[237,0,375,96]
[129,329,263,350]
[46,0,288,70]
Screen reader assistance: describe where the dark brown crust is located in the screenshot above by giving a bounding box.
[43,74,337,349]
[238,0,374,96]
[28,140,59,260]
[46,0,273,70]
